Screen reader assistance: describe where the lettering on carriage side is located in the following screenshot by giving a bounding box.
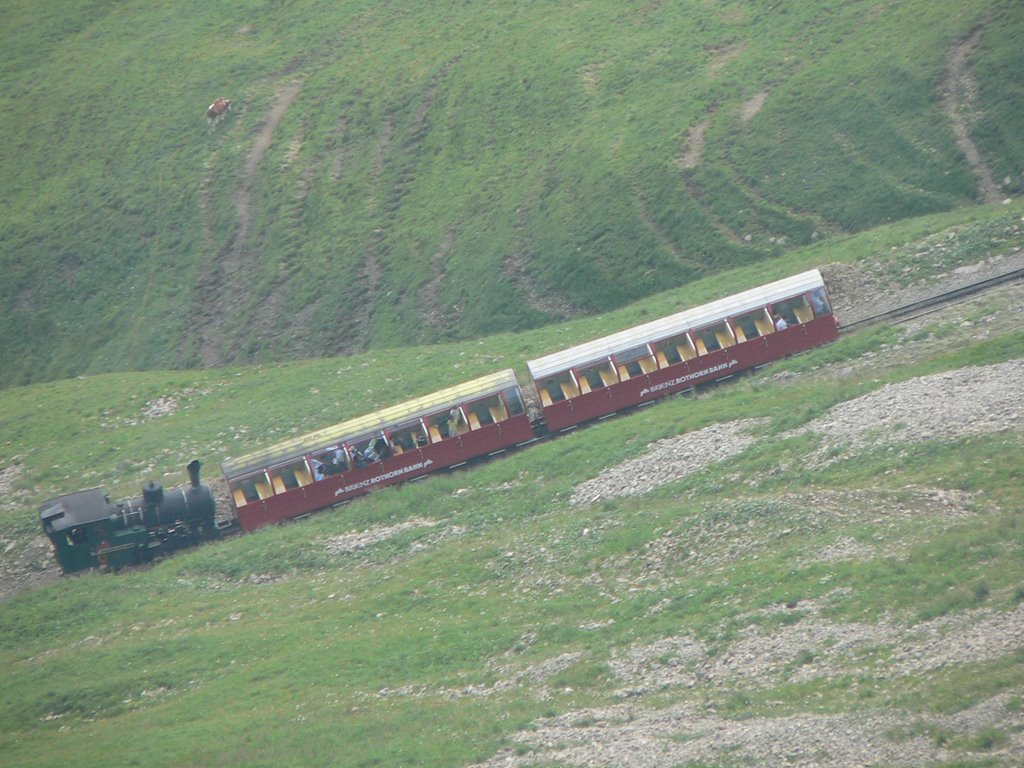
[639,359,739,398]
[334,460,435,496]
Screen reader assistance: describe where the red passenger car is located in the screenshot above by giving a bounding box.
[526,270,838,432]
[222,370,533,531]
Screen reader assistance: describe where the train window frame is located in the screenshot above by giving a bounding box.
[464,393,508,429]
[809,286,831,317]
[312,445,350,480]
[575,358,618,393]
[537,370,580,405]
[231,472,272,505]
[791,294,814,323]
[348,433,391,467]
[268,460,313,494]
[653,333,697,368]
[388,420,427,453]
[425,407,469,443]
[773,294,812,325]
[613,344,657,380]
[693,322,735,355]
[732,308,774,341]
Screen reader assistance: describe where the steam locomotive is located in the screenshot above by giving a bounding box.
[40,269,838,573]
[39,460,217,573]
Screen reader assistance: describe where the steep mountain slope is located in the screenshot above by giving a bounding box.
[1,0,1021,387]
[1,209,1022,765]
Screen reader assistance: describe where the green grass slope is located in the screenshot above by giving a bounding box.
[1,0,1022,387]
[1,206,1023,766]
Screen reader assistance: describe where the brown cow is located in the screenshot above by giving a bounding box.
[206,97,232,130]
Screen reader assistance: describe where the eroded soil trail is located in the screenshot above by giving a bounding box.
[942,24,1001,204]
[195,80,305,367]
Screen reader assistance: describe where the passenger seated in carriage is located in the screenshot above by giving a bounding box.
[810,287,830,316]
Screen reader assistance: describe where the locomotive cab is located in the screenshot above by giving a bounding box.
[40,488,115,573]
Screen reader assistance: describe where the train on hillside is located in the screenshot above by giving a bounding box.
[41,270,838,572]
[40,461,217,573]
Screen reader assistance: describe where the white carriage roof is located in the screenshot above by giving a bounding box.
[527,269,826,380]
[222,369,519,479]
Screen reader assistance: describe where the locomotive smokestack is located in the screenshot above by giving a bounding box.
[187,460,201,489]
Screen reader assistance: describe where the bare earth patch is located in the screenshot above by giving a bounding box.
[941,24,1001,204]
[676,119,710,170]
[740,89,769,123]
[195,78,306,366]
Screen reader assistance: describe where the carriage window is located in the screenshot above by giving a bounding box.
[773,302,792,323]
[269,461,312,494]
[694,322,734,354]
[465,394,507,429]
[390,421,427,453]
[654,334,696,367]
[773,298,809,325]
[68,527,88,546]
[537,371,579,406]
[790,295,814,323]
[734,309,773,340]
[576,360,617,392]
[350,434,390,466]
[313,446,349,480]
[614,345,657,380]
[231,475,270,505]
[426,408,467,443]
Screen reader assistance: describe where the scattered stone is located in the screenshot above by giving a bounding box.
[324,518,442,555]
[569,419,768,507]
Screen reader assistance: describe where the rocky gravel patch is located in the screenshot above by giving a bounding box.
[0,535,60,602]
[467,605,1024,767]
[0,464,60,600]
[324,517,444,556]
[609,604,1024,695]
[793,359,1024,466]
[569,359,1023,508]
[475,691,1024,768]
[822,211,1024,326]
[569,419,768,507]
[590,486,984,598]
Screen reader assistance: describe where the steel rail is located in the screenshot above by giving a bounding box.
[837,265,1024,334]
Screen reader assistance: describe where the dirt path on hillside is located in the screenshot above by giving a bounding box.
[941,24,1001,204]
[194,79,304,366]
[676,119,710,170]
[739,89,768,123]
[500,196,580,323]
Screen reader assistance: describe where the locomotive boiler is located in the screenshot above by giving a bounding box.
[40,460,217,573]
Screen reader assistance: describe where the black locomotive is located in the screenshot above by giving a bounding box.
[40,460,217,573]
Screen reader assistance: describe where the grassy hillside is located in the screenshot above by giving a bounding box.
[2,0,1022,387]
[1,206,1023,766]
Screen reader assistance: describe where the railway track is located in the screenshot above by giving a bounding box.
[837,265,1024,334]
